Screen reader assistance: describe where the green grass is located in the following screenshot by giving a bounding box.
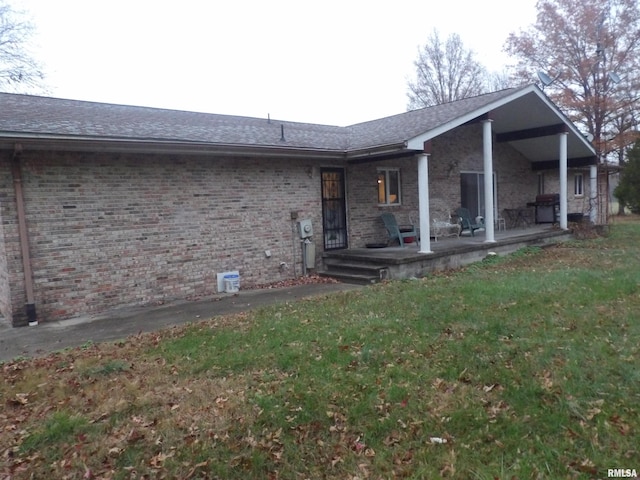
[80,359,131,377]
[1,219,639,479]
[149,222,639,478]
[20,410,95,461]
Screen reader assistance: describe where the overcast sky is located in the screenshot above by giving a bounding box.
[12,0,538,126]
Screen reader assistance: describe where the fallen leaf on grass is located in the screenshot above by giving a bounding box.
[7,393,29,406]
[108,447,122,458]
[586,407,601,420]
[150,451,174,468]
[568,458,597,475]
[127,428,145,443]
[184,461,209,479]
[608,414,632,435]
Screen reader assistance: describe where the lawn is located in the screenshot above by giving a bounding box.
[1,219,639,479]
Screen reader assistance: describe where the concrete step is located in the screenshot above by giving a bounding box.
[322,261,387,277]
[319,259,389,285]
[318,270,380,285]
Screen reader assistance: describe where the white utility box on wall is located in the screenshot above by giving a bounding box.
[298,219,313,238]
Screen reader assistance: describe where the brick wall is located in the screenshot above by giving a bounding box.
[346,156,420,246]
[0,165,13,323]
[541,169,594,215]
[0,150,330,325]
[0,156,24,325]
[0,124,588,326]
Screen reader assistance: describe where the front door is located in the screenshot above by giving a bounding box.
[321,168,348,250]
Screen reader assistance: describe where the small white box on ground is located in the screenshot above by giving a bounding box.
[217,271,240,293]
[224,274,240,293]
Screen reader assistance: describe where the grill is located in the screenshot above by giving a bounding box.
[527,194,559,224]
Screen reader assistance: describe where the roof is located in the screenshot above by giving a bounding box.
[0,85,596,163]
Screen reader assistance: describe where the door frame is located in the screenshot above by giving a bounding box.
[320,168,348,250]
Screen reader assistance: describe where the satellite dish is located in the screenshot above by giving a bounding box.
[537,71,554,87]
[608,72,621,84]
[584,133,594,142]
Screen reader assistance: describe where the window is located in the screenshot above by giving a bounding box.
[377,169,401,205]
[574,173,584,196]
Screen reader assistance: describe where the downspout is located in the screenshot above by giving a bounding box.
[11,144,38,326]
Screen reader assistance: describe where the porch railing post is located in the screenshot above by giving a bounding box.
[417,152,432,254]
[482,119,496,243]
[589,164,597,224]
[559,132,568,230]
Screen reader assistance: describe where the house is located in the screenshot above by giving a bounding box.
[0,85,596,327]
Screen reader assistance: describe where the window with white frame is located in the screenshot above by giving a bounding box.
[574,173,584,196]
[377,168,401,205]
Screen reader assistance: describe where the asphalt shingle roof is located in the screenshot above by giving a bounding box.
[347,88,523,150]
[0,88,524,153]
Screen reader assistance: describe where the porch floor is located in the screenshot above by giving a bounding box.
[320,225,570,283]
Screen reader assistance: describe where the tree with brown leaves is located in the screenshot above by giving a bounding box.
[505,0,640,162]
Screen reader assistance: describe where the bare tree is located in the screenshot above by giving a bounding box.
[505,0,640,161]
[487,70,519,92]
[406,30,489,109]
[0,0,44,91]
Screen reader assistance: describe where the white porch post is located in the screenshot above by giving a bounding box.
[589,164,598,224]
[482,119,496,243]
[559,132,568,230]
[417,152,432,253]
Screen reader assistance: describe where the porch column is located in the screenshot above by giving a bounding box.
[417,151,432,254]
[482,119,496,243]
[559,132,568,230]
[589,164,597,224]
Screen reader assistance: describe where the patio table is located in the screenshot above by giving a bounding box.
[431,220,461,241]
[503,208,532,229]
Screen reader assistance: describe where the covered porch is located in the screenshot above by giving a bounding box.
[320,225,571,284]
[336,85,597,271]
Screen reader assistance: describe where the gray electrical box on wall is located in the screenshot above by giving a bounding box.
[298,219,313,238]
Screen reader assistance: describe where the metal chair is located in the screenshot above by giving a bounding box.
[380,212,418,247]
[455,208,484,236]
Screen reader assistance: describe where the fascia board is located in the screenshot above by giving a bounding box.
[0,134,346,160]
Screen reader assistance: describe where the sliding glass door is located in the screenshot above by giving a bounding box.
[460,172,496,220]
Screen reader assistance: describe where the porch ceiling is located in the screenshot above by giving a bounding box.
[404,85,597,166]
[489,92,595,164]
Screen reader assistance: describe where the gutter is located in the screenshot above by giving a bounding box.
[0,134,346,160]
[1,134,412,162]
[10,143,37,326]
